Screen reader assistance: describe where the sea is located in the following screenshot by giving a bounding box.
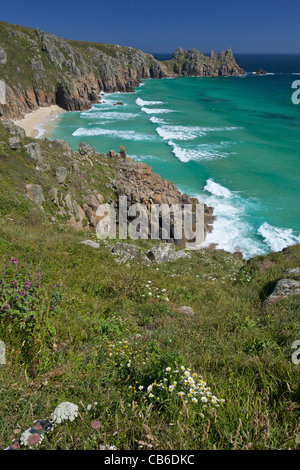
[42,53,300,259]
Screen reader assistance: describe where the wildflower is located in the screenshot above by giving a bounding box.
[166,367,171,372]
[201,397,208,403]
[91,420,102,430]
[138,385,144,390]
[50,402,78,424]
[192,398,198,404]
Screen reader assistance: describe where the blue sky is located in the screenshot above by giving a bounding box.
[1,0,299,53]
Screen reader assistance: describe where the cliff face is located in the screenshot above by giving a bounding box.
[0,22,245,119]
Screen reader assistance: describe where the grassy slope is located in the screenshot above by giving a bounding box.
[0,126,299,450]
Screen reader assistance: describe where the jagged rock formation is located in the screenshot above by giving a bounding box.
[0,21,245,119]
[0,118,215,247]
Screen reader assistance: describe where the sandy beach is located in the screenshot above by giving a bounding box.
[12,105,66,138]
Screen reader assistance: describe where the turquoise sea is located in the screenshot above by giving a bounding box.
[44,54,300,258]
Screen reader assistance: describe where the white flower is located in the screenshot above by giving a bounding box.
[166,367,171,372]
[50,402,78,424]
[87,404,92,411]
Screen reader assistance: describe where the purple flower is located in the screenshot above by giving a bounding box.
[91,420,102,430]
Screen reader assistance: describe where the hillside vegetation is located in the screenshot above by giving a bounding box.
[0,121,299,450]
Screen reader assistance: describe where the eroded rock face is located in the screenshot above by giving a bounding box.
[1,22,244,119]
[2,119,25,138]
[265,278,300,305]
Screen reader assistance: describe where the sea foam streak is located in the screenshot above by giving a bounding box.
[136,98,164,106]
[80,111,138,120]
[149,116,167,124]
[168,141,230,162]
[72,127,156,141]
[204,178,233,198]
[141,107,175,114]
[185,180,266,259]
[258,222,300,252]
[156,125,241,141]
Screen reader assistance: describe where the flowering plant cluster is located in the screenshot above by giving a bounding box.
[107,336,151,374]
[140,280,170,302]
[142,365,224,412]
[0,257,63,334]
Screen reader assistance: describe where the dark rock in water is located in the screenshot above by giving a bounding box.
[256,69,267,75]
[113,102,124,106]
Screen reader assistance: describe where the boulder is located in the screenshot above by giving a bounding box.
[80,240,100,249]
[0,50,7,65]
[26,184,45,207]
[111,242,151,266]
[265,278,300,305]
[8,137,22,150]
[24,142,43,163]
[147,243,189,264]
[56,166,67,184]
[176,306,194,316]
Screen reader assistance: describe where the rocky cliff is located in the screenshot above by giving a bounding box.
[0,120,214,247]
[0,22,245,119]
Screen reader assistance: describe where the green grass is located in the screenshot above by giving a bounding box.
[0,123,299,450]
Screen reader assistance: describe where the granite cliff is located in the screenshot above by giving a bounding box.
[0,22,244,119]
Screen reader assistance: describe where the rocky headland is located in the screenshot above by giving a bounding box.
[0,21,245,119]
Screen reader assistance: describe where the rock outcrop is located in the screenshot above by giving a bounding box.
[0,21,245,119]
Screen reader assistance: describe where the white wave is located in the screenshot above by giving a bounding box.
[149,116,167,124]
[156,126,205,140]
[156,125,242,141]
[72,127,156,141]
[204,178,233,198]
[168,141,230,162]
[292,73,300,75]
[136,97,164,106]
[258,222,300,252]
[141,107,175,114]
[184,185,266,259]
[129,154,163,162]
[80,111,138,120]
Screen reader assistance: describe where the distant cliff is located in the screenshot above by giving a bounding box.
[0,22,245,119]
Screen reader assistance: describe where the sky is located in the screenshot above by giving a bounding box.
[1,0,299,54]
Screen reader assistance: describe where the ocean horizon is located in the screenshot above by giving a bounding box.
[43,53,300,259]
